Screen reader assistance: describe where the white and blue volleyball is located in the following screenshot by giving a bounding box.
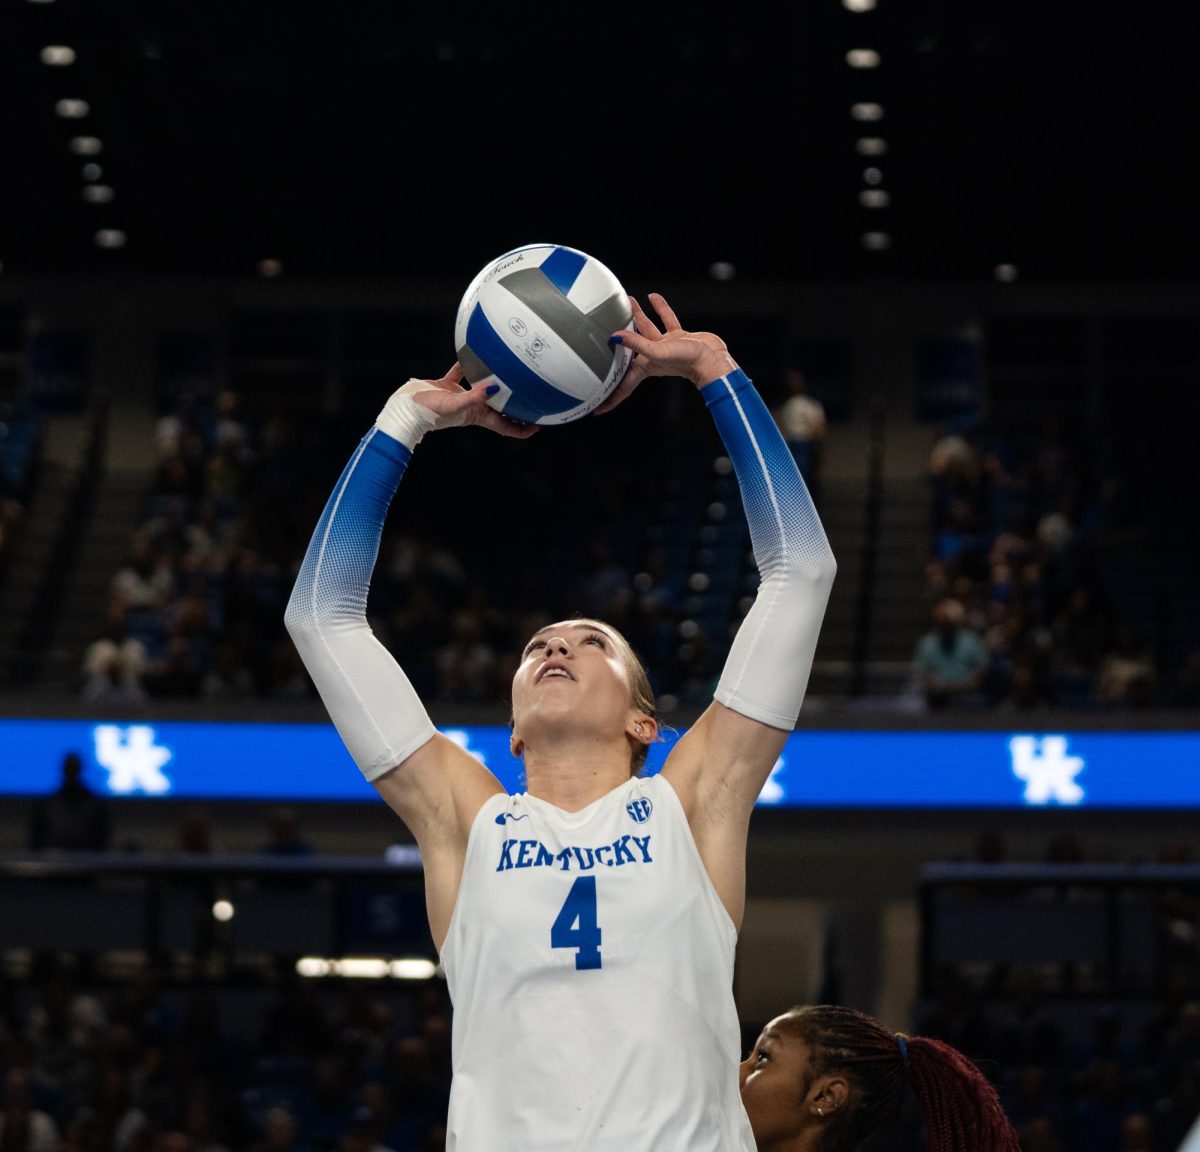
[454,243,634,425]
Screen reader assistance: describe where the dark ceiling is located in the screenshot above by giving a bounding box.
[2,0,1199,286]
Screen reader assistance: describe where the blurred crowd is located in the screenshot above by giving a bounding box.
[0,960,452,1152]
[914,412,1197,712]
[2,949,1197,1152]
[79,389,306,706]
[78,383,731,713]
[917,969,1200,1152]
[73,377,1199,714]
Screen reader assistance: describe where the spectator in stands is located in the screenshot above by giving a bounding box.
[303,1058,356,1149]
[258,807,315,857]
[179,1090,234,1152]
[1051,584,1113,684]
[929,423,981,490]
[1117,1112,1154,1152]
[247,1107,309,1152]
[1094,626,1157,708]
[0,1067,60,1152]
[144,634,204,699]
[431,609,497,703]
[74,1065,149,1152]
[176,810,213,855]
[575,534,631,619]
[1005,1064,1069,1138]
[1018,1114,1066,1152]
[1071,1058,1141,1152]
[200,642,256,700]
[912,597,988,710]
[27,751,111,853]
[995,971,1067,1070]
[81,607,149,704]
[111,532,175,611]
[211,390,249,457]
[772,366,827,502]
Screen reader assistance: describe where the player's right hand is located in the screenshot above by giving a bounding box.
[408,365,539,439]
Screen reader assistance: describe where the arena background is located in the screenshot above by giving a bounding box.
[1,3,1198,1150]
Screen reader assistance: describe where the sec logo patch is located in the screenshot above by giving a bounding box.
[626,798,653,824]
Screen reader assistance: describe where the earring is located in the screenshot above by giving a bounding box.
[817,1106,824,1116]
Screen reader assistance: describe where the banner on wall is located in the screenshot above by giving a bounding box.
[2,720,1198,809]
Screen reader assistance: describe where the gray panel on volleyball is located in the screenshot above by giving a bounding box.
[501,269,622,379]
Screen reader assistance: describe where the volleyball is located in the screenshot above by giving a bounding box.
[454,243,635,425]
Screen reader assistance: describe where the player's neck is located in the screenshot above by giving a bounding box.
[522,739,632,811]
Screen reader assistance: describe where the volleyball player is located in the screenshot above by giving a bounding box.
[740,1004,1022,1151]
[285,293,836,1150]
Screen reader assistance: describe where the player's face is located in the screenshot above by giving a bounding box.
[511,621,638,739]
[739,1015,815,1148]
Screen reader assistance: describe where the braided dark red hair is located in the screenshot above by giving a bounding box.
[780,1005,1020,1152]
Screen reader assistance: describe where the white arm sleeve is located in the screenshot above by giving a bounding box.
[702,370,837,729]
[284,386,441,781]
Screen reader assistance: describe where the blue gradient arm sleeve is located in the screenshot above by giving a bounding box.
[284,428,437,780]
[702,370,836,728]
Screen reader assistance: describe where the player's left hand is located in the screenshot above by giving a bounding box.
[595,293,739,415]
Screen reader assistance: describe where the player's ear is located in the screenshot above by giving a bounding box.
[809,1074,849,1120]
[627,714,657,747]
[510,732,524,758]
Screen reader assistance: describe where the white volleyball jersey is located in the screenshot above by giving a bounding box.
[440,773,756,1152]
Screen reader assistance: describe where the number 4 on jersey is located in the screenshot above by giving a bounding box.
[551,875,602,970]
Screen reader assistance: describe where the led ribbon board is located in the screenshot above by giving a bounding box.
[2,721,1198,808]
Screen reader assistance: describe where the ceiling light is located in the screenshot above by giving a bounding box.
[846,49,880,68]
[81,162,102,180]
[851,102,884,122]
[69,136,102,155]
[861,232,892,250]
[40,45,75,65]
[856,137,888,156]
[843,0,876,10]
[258,258,283,278]
[26,0,56,5]
[859,189,890,208]
[55,98,89,118]
[994,264,1019,282]
[94,229,126,249]
[82,184,114,204]
[863,167,883,185]
[708,261,736,281]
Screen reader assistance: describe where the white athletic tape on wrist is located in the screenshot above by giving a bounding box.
[376,379,442,449]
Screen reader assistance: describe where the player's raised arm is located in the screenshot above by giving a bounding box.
[283,369,533,858]
[609,294,836,921]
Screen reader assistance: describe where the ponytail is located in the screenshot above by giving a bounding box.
[905,1034,1021,1152]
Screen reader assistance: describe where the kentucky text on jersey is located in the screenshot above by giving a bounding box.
[496,835,654,872]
